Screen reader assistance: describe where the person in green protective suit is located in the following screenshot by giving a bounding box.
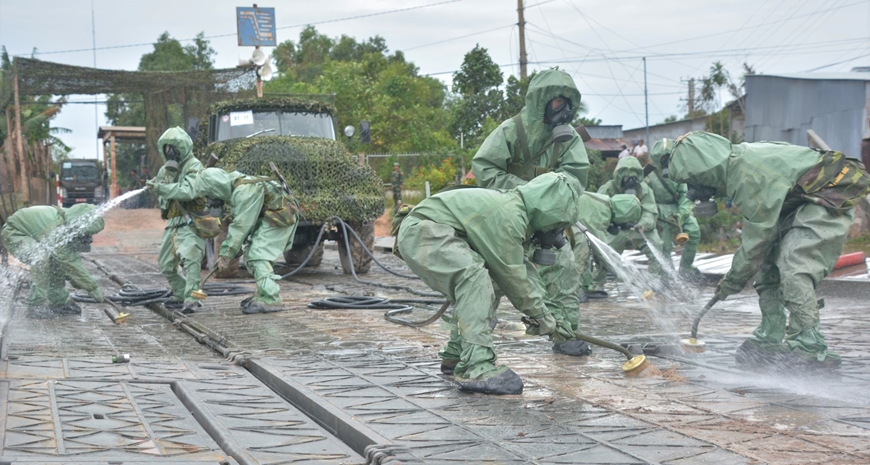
[0,204,107,315]
[146,127,207,314]
[646,138,701,279]
[591,156,666,297]
[396,172,584,395]
[670,131,870,369]
[471,68,591,356]
[195,167,298,314]
[571,193,643,293]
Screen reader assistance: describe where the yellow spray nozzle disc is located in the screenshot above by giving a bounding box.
[676,233,689,245]
[622,355,648,373]
[643,290,655,299]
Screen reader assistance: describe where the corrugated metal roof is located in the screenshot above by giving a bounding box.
[749,73,870,82]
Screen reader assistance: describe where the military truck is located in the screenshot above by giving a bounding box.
[59,159,105,207]
[195,96,384,275]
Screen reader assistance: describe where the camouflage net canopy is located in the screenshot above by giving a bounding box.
[208,137,385,223]
[0,57,257,170]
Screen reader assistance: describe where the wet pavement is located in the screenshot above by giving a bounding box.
[2,208,870,464]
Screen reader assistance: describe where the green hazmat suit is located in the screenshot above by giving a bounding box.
[646,138,700,275]
[397,172,583,382]
[670,131,870,365]
[0,204,105,308]
[593,156,666,290]
[196,168,298,306]
[471,68,589,336]
[148,127,206,303]
[571,193,642,290]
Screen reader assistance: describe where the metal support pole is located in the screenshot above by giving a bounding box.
[643,57,650,146]
[110,134,117,198]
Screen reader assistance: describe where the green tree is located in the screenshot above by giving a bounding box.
[1,48,71,172]
[104,32,215,187]
[266,27,454,155]
[448,45,505,149]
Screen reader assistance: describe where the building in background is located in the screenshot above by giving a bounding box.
[744,71,870,165]
[582,125,630,158]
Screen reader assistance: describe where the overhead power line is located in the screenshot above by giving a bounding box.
[16,0,463,57]
[403,24,514,51]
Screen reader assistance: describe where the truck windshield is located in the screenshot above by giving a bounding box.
[215,110,335,141]
[62,163,99,181]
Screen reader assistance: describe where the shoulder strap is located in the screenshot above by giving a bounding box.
[653,171,680,203]
[512,115,531,163]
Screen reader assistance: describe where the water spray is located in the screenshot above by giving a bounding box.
[679,296,720,353]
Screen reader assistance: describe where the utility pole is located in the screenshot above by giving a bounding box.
[687,77,695,116]
[92,1,99,162]
[517,0,527,80]
[643,57,650,145]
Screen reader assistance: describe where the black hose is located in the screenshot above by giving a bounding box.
[571,331,633,360]
[690,296,721,339]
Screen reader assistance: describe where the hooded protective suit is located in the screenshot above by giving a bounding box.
[147,127,206,304]
[196,168,298,309]
[593,156,666,290]
[0,204,106,308]
[670,131,870,366]
[471,69,589,344]
[646,138,700,275]
[571,193,642,290]
[397,172,583,391]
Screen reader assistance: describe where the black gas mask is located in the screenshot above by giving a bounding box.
[659,154,670,178]
[607,222,636,236]
[163,144,180,172]
[205,197,225,217]
[531,228,569,266]
[71,234,93,253]
[686,184,719,217]
[545,98,575,143]
[622,176,639,196]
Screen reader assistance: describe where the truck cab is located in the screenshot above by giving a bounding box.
[59,159,105,207]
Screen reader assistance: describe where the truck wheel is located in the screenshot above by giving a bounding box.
[283,242,324,269]
[338,221,374,275]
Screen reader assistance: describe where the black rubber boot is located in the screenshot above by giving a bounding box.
[164,300,184,310]
[56,301,82,315]
[440,359,459,375]
[586,289,609,299]
[456,367,523,395]
[578,289,589,304]
[29,305,56,319]
[181,301,201,315]
[242,302,284,314]
[735,339,791,368]
[552,340,593,356]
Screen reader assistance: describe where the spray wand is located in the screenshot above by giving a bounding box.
[680,296,720,353]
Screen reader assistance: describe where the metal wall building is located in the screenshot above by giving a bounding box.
[744,73,870,161]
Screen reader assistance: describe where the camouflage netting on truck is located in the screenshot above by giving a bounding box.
[206,136,385,223]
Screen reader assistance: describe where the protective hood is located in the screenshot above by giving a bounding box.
[64,203,105,236]
[521,69,582,131]
[610,193,642,225]
[195,167,246,201]
[650,138,675,168]
[516,172,582,231]
[670,131,732,192]
[157,127,194,164]
[612,156,644,192]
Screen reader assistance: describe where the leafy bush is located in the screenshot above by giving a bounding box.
[406,157,459,193]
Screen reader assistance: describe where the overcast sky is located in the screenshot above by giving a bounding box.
[1,0,869,159]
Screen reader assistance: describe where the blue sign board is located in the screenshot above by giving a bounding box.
[236,6,276,47]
